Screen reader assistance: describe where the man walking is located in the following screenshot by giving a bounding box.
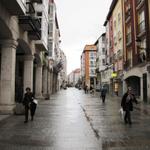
[121,87,138,125]
[100,86,107,103]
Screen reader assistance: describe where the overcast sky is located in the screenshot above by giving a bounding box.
[55,0,112,74]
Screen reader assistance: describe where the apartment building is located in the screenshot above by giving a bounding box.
[0,0,62,113]
[95,33,109,90]
[123,0,150,102]
[103,0,124,96]
[81,45,97,88]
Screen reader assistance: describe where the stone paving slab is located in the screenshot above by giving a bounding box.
[0,88,149,149]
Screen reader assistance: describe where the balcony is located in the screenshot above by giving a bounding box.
[113,53,117,62]
[26,1,35,14]
[124,59,132,70]
[136,0,144,10]
[138,20,146,37]
[138,51,146,63]
[28,29,41,40]
[126,33,132,46]
[1,0,26,15]
[53,61,63,74]
[125,8,131,23]
[19,16,41,40]
[30,0,42,3]
[117,49,123,59]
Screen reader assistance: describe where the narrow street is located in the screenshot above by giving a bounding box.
[0,88,150,150]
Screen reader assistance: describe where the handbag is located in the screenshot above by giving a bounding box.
[33,99,38,105]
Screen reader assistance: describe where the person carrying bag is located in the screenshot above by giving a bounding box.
[22,87,37,123]
[121,87,138,125]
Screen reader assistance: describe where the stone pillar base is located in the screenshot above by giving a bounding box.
[0,104,15,114]
[14,103,25,115]
[35,95,45,100]
[43,94,50,100]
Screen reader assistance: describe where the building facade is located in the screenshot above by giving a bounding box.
[123,0,150,102]
[59,50,67,89]
[81,45,97,88]
[95,33,108,89]
[100,0,150,101]
[68,69,81,86]
[0,0,62,114]
[103,0,124,96]
[48,0,63,94]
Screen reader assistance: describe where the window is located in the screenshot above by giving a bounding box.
[118,31,122,41]
[90,69,95,75]
[118,13,121,23]
[37,12,42,17]
[114,36,117,45]
[126,25,131,44]
[90,61,94,67]
[138,10,145,33]
[90,52,96,59]
[49,5,53,16]
[102,48,105,55]
[102,59,106,65]
[48,40,53,57]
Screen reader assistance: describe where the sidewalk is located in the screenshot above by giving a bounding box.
[95,91,150,116]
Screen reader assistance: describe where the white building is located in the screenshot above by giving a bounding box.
[0,0,51,113]
[68,69,81,86]
[59,50,67,88]
[34,0,49,51]
[96,33,107,72]
[48,0,62,93]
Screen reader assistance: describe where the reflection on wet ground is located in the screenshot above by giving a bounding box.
[0,88,150,149]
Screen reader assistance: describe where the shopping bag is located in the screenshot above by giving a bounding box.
[119,107,124,120]
[33,99,38,105]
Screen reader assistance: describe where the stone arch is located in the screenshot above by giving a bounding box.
[34,53,42,66]
[15,39,33,103]
[0,18,12,39]
[17,39,32,55]
[125,76,141,97]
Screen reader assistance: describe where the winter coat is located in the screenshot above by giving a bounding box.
[22,92,34,107]
[100,88,107,96]
[121,93,137,111]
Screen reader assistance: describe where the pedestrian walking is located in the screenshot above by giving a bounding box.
[90,85,94,95]
[84,84,88,94]
[121,87,138,125]
[22,87,37,123]
[100,86,107,103]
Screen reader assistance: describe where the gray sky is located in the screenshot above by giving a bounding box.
[55,0,112,74]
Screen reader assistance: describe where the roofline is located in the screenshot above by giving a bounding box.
[103,0,118,26]
[94,33,106,45]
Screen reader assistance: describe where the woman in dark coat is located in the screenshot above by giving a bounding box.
[23,87,36,123]
[121,87,138,124]
[100,86,107,103]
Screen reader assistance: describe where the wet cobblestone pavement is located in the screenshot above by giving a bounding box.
[0,88,150,149]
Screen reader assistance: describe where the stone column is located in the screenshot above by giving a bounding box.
[47,70,51,98]
[52,73,55,94]
[50,71,53,94]
[42,67,48,99]
[123,79,127,95]
[35,65,43,99]
[140,77,143,101]
[23,55,34,93]
[147,71,150,103]
[0,40,18,114]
